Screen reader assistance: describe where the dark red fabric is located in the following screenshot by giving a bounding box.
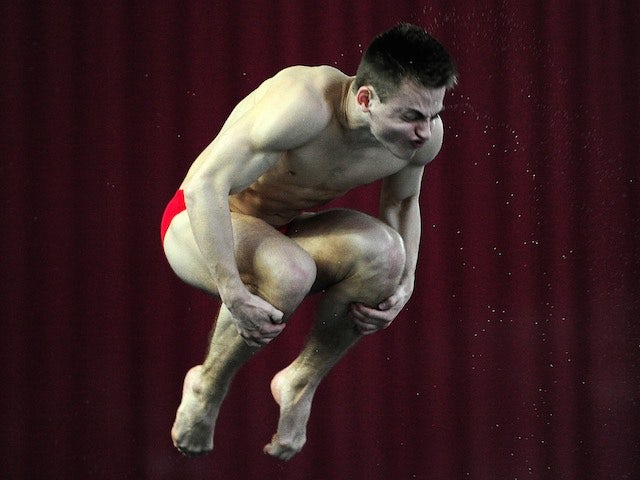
[2,1,639,479]
[160,190,186,243]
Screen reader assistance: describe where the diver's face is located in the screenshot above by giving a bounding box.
[367,81,446,159]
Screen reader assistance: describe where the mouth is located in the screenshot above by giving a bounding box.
[411,140,425,149]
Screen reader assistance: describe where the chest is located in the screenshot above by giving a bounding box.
[280,132,406,190]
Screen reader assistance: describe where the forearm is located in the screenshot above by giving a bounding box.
[379,195,421,291]
[183,178,246,302]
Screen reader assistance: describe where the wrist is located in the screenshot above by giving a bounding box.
[219,281,249,307]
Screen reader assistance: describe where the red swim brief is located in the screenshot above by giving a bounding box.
[160,190,187,243]
[160,189,291,244]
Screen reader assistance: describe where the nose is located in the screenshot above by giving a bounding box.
[415,121,432,140]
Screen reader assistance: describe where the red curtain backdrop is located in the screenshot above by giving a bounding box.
[2,1,638,479]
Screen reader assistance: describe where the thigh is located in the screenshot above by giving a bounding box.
[163,210,314,295]
[287,209,405,292]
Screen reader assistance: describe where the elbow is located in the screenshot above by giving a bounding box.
[182,183,200,208]
[182,178,206,205]
[183,175,230,208]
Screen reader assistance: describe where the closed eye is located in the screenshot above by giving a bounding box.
[401,112,423,122]
[401,109,443,122]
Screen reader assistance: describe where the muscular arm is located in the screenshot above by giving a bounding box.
[184,130,279,306]
[379,164,425,292]
[380,116,444,291]
[349,166,424,335]
[182,70,332,342]
[351,117,444,334]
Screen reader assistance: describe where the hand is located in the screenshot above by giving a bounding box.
[349,284,411,335]
[224,289,285,347]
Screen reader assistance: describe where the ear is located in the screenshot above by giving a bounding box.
[356,86,375,112]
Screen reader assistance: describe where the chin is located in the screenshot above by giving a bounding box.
[389,146,416,160]
[379,137,415,160]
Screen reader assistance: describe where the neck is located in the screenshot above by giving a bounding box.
[341,78,368,131]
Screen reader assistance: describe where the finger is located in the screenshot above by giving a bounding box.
[352,303,388,320]
[262,320,286,334]
[241,322,286,345]
[349,305,367,320]
[353,317,376,330]
[377,294,401,310]
[353,315,391,332]
[353,319,382,335]
[270,309,285,324]
[377,299,393,310]
[351,303,380,318]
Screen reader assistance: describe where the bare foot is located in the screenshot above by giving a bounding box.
[263,368,317,460]
[171,365,220,457]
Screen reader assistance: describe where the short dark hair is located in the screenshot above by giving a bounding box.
[354,23,457,101]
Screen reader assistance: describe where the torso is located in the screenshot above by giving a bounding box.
[228,115,410,224]
[184,66,439,226]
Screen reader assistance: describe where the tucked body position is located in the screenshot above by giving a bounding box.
[161,23,457,460]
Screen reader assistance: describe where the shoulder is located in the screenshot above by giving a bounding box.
[258,65,347,117]
[247,66,348,150]
[271,65,349,88]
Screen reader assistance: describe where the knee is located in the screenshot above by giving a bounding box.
[281,251,317,296]
[351,224,406,285]
[256,243,317,309]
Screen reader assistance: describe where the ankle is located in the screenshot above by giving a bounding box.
[282,367,321,395]
[194,368,229,403]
